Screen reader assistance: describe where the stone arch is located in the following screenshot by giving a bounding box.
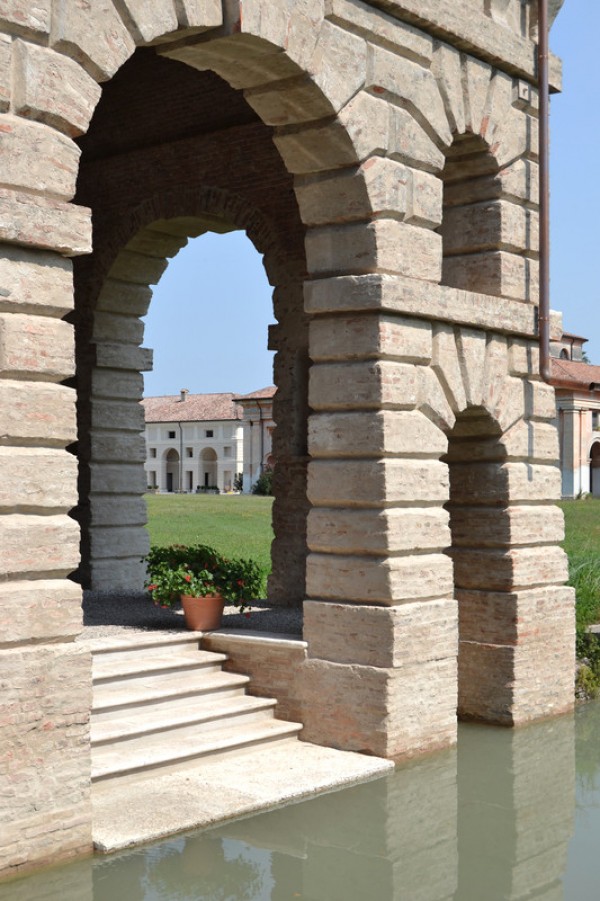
[419,325,572,724]
[67,6,388,600]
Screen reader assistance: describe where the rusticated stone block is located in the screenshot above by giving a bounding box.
[97,279,152,316]
[502,419,559,462]
[91,368,144,401]
[326,0,433,66]
[306,551,454,604]
[306,219,442,282]
[0,644,92,877]
[0,579,82,644]
[89,524,149,559]
[0,312,74,379]
[308,410,447,458]
[0,447,77,510]
[0,245,73,317]
[304,598,457,667]
[93,312,144,344]
[307,506,450,555]
[90,556,146,591]
[0,380,76,445]
[0,514,79,578]
[451,545,568,592]
[94,343,153,372]
[91,398,145,432]
[88,495,147,527]
[0,188,91,255]
[13,40,101,136]
[0,1,51,35]
[90,462,147,495]
[51,0,135,80]
[449,461,561,504]
[443,250,538,303]
[90,431,146,463]
[119,0,177,44]
[108,250,168,286]
[309,314,432,364]
[449,503,565,549]
[0,114,80,200]
[458,585,575,645]
[301,657,457,757]
[367,44,451,146]
[308,458,449,507]
[440,200,538,257]
[459,635,574,725]
[309,360,420,411]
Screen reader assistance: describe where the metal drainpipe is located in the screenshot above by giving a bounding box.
[538,0,552,382]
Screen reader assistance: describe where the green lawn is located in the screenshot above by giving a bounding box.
[145,493,600,628]
[559,498,600,631]
[145,493,274,569]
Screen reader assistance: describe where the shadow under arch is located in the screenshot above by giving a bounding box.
[443,406,518,722]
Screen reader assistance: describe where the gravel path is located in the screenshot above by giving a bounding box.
[79,590,303,640]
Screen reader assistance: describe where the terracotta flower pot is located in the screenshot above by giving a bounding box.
[180,594,225,631]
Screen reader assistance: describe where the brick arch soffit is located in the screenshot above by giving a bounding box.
[90,185,303,316]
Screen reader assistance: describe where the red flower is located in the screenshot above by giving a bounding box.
[244,612,251,618]
[184,574,192,582]
[237,579,245,587]
[147,584,157,591]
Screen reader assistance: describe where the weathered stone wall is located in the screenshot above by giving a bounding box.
[0,0,574,876]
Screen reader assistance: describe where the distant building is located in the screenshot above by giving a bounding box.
[142,387,276,493]
[234,387,276,493]
[142,390,243,493]
[551,334,600,497]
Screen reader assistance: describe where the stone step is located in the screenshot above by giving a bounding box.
[92,718,303,782]
[92,693,278,746]
[86,633,206,664]
[93,668,250,716]
[92,647,228,684]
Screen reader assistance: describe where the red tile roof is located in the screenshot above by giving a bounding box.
[233,386,276,402]
[142,393,242,423]
[551,358,600,390]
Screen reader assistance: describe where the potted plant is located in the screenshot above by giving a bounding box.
[145,563,224,630]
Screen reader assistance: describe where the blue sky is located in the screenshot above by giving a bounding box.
[143,4,598,398]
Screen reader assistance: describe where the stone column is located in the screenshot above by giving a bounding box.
[301,305,458,758]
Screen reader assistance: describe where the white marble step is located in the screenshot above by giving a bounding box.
[93,667,250,716]
[92,647,227,684]
[92,718,303,782]
[92,693,277,746]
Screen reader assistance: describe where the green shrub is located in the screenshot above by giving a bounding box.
[251,467,274,496]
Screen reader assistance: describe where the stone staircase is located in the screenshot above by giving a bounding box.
[90,633,303,784]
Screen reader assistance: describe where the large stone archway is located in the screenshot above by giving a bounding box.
[0,0,574,877]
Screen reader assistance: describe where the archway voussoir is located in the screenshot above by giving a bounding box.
[462,55,492,137]
[432,42,466,136]
[119,0,178,44]
[51,0,136,81]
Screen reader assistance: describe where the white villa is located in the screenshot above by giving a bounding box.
[143,388,275,493]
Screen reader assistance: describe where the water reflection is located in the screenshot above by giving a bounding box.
[0,707,589,900]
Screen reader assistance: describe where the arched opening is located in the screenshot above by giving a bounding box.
[591,442,600,496]
[72,47,310,602]
[438,134,500,294]
[438,131,536,301]
[165,448,180,494]
[200,448,218,490]
[443,408,512,721]
[560,348,570,360]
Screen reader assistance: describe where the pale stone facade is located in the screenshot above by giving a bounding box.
[234,386,275,492]
[0,0,574,878]
[143,390,244,494]
[551,333,600,497]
